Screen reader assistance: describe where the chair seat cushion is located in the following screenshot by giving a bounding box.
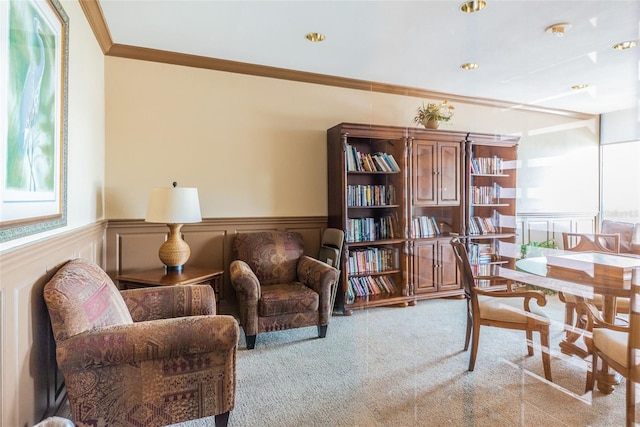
[259,283,319,317]
[478,295,549,324]
[593,329,628,368]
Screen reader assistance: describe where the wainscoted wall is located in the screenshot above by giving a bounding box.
[105,216,328,307]
[3,213,596,426]
[0,222,107,427]
[516,212,598,247]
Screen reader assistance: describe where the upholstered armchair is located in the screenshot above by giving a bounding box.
[43,259,239,427]
[230,231,339,349]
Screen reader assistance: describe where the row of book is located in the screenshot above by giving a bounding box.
[347,246,399,275]
[347,184,396,207]
[470,156,505,175]
[347,275,397,301]
[346,216,397,243]
[470,184,502,204]
[345,144,401,172]
[468,242,496,265]
[410,216,441,238]
[468,216,498,235]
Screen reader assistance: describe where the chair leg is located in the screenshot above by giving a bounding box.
[215,411,230,427]
[463,306,472,351]
[468,322,481,372]
[540,328,552,381]
[318,324,328,338]
[565,301,576,339]
[526,330,534,356]
[246,334,256,350]
[585,353,597,393]
[627,372,636,427]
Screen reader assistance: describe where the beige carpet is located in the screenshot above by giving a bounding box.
[170,295,627,427]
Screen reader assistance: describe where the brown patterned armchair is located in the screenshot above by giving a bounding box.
[43,259,239,427]
[230,231,339,349]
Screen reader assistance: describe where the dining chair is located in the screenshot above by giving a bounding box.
[580,275,640,426]
[450,237,552,381]
[560,232,628,332]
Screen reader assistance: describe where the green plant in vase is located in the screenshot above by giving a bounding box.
[413,100,455,129]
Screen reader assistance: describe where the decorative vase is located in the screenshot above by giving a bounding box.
[424,119,439,129]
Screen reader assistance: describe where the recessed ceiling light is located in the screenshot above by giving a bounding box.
[571,84,589,90]
[305,33,326,42]
[460,0,486,13]
[545,23,572,37]
[613,40,638,50]
[460,63,479,70]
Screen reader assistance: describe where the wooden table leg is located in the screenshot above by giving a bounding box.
[596,295,620,394]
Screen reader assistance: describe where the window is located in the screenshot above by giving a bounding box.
[601,140,640,223]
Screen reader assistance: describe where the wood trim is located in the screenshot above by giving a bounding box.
[78,0,113,54]
[80,0,594,121]
[105,216,329,305]
[0,221,107,426]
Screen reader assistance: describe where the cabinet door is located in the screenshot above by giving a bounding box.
[437,239,460,291]
[413,241,437,293]
[412,141,437,205]
[413,141,460,206]
[438,142,460,204]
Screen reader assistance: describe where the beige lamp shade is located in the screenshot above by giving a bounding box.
[145,187,202,224]
[145,186,202,271]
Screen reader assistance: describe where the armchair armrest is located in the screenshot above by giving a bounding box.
[121,284,216,322]
[229,260,261,301]
[56,314,239,372]
[579,301,628,332]
[475,287,547,311]
[297,255,338,297]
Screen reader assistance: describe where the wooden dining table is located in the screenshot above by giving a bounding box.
[501,251,640,394]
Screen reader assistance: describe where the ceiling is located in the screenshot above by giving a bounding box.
[98,0,640,116]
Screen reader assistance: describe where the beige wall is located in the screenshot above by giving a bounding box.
[0,0,106,253]
[104,57,599,221]
[0,1,603,425]
[0,0,106,425]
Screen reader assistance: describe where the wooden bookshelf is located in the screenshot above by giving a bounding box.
[327,123,520,314]
[464,134,520,279]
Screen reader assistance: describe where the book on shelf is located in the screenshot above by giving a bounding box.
[468,242,496,265]
[347,184,396,206]
[471,156,504,174]
[469,216,498,235]
[346,214,398,243]
[470,183,502,204]
[411,216,441,238]
[345,144,400,172]
[347,246,399,274]
[346,275,397,301]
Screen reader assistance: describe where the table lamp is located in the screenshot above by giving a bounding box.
[145,183,202,272]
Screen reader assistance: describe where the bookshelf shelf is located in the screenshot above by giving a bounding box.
[348,205,401,209]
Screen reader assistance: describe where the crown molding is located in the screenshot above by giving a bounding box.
[80,0,594,121]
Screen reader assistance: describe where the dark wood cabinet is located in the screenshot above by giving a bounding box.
[327,123,519,313]
[411,139,461,206]
[411,238,460,295]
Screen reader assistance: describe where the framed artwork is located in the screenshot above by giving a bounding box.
[0,0,68,242]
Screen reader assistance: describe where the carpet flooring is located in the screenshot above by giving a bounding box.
[169,295,627,427]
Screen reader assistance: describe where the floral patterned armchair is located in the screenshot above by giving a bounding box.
[230,231,339,349]
[43,258,239,427]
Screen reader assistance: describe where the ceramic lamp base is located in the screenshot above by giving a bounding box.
[158,223,191,270]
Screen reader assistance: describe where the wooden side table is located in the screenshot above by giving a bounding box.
[117,266,224,302]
